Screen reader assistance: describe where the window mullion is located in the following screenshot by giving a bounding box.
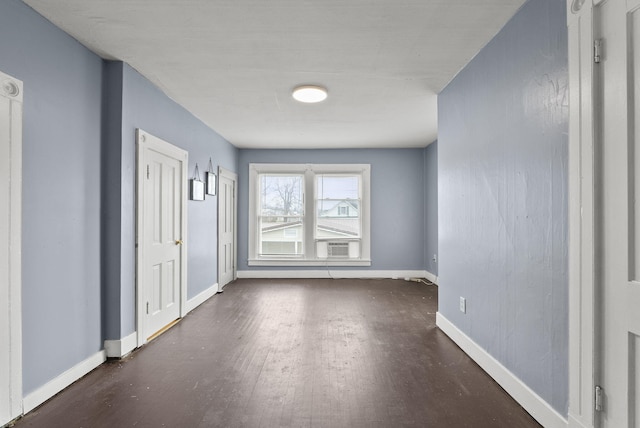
[304,169,315,258]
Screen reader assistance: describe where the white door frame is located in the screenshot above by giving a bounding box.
[218,167,237,289]
[135,129,188,347]
[0,70,23,425]
[566,1,604,427]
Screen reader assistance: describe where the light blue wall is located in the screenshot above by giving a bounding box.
[102,61,124,340]
[103,63,239,338]
[238,149,425,271]
[438,0,568,415]
[1,0,566,413]
[0,0,103,394]
[0,0,238,396]
[423,142,437,276]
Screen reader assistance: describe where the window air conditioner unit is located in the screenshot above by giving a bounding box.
[327,242,350,258]
[317,241,360,259]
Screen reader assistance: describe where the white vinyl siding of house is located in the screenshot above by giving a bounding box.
[248,164,371,266]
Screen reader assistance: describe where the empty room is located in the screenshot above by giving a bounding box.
[0,0,635,427]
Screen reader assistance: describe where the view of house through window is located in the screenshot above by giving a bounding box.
[259,174,304,256]
[315,175,361,240]
[249,164,371,266]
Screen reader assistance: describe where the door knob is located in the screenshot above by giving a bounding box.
[175,239,183,245]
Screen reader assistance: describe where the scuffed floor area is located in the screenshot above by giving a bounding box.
[16,278,541,428]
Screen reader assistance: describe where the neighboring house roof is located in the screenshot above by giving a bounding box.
[261,218,359,237]
[343,200,359,210]
[318,199,359,215]
[316,218,359,236]
[261,221,302,233]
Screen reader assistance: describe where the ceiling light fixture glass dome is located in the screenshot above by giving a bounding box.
[292,85,328,103]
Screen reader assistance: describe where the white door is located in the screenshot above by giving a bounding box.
[0,71,23,425]
[218,167,237,289]
[598,0,640,426]
[136,130,187,345]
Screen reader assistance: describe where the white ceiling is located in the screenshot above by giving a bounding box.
[22,0,526,149]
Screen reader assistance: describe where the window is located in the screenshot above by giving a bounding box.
[249,164,371,266]
[316,174,360,239]
[258,174,304,256]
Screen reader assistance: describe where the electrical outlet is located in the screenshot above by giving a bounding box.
[432,254,437,263]
[459,297,466,314]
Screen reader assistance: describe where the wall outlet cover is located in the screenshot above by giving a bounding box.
[459,297,466,313]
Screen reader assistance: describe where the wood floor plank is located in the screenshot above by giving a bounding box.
[16,279,541,428]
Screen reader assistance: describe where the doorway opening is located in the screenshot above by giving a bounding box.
[218,167,237,290]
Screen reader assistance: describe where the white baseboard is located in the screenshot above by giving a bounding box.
[436,313,568,428]
[424,270,438,285]
[186,283,219,313]
[104,332,137,358]
[23,350,106,413]
[237,270,428,279]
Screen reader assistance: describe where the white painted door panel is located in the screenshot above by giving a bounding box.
[137,130,187,344]
[0,71,23,425]
[218,168,236,289]
[145,150,182,336]
[598,1,640,427]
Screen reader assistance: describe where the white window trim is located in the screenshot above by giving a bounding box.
[248,163,371,266]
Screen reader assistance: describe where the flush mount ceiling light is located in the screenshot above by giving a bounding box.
[292,85,328,103]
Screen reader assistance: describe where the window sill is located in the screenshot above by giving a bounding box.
[248,258,372,267]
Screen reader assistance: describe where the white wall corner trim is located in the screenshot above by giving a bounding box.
[424,270,438,285]
[104,332,137,359]
[186,283,219,313]
[237,270,428,280]
[436,313,568,428]
[1,69,23,426]
[23,350,106,413]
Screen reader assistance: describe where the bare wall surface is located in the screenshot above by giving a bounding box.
[0,0,239,396]
[102,61,124,342]
[237,149,426,271]
[423,142,438,276]
[0,0,103,395]
[438,0,568,415]
[115,63,239,337]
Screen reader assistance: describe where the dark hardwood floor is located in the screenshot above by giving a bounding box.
[16,279,541,428]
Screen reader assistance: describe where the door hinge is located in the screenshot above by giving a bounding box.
[595,385,604,411]
[594,39,602,64]
[146,302,149,314]
[146,165,150,179]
